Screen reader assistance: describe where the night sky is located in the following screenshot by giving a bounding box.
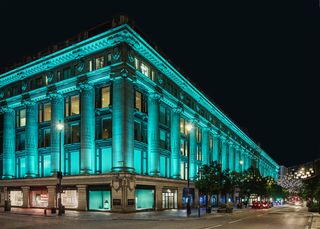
[0,1,317,167]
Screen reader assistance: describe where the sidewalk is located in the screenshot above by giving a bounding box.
[311,213,320,229]
[0,206,251,221]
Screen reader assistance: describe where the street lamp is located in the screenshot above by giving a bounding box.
[56,121,64,216]
[239,160,243,172]
[186,123,193,217]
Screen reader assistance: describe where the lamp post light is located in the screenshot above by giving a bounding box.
[56,121,64,216]
[186,123,193,217]
[239,160,243,172]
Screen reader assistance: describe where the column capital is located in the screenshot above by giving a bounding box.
[149,91,162,101]
[48,91,63,103]
[0,106,14,114]
[78,82,94,92]
[172,105,183,114]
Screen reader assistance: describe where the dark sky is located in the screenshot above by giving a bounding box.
[0,1,317,167]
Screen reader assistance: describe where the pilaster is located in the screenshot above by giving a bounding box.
[228,141,235,171]
[201,127,209,165]
[21,186,30,208]
[171,106,182,178]
[24,100,38,177]
[220,136,228,170]
[212,133,220,163]
[189,121,197,180]
[111,69,134,172]
[148,92,161,176]
[77,185,87,210]
[80,83,95,174]
[49,92,64,175]
[1,107,15,178]
[47,186,56,209]
[155,185,163,210]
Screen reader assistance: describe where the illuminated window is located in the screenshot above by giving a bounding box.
[160,129,170,150]
[101,119,112,139]
[151,70,156,81]
[135,91,142,112]
[65,95,80,117]
[39,103,51,122]
[140,62,150,77]
[95,56,104,69]
[101,86,110,108]
[134,57,139,69]
[135,90,147,113]
[89,60,93,72]
[180,118,186,135]
[196,127,202,143]
[16,109,26,128]
[70,124,80,143]
[197,145,202,161]
[181,162,188,180]
[180,139,188,156]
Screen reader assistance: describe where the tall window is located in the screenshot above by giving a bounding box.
[181,162,188,180]
[16,109,26,128]
[66,123,80,144]
[135,91,147,113]
[101,86,110,108]
[63,67,71,79]
[160,129,170,150]
[140,62,150,77]
[16,132,25,150]
[160,105,170,126]
[39,103,51,122]
[39,129,50,148]
[134,121,147,143]
[180,118,187,135]
[95,56,104,69]
[101,119,112,139]
[65,95,80,117]
[180,138,188,156]
[196,127,202,161]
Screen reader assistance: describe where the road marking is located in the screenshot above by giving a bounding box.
[204,225,222,229]
[228,219,243,224]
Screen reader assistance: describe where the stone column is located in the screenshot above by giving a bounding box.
[47,186,56,209]
[189,123,197,180]
[240,149,245,172]
[228,142,235,171]
[21,186,30,208]
[177,187,184,209]
[80,83,95,174]
[49,93,64,175]
[212,133,219,163]
[148,93,161,176]
[221,137,228,170]
[2,108,15,178]
[155,185,163,210]
[25,101,38,177]
[112,76,134,172]
[201,128,209,165]
[234,146,240,172]
[171,107,182,178]
[77,185,87,210]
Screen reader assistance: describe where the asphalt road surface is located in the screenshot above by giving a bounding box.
[0,205,312,229]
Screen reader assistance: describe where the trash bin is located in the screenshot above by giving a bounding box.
[4,200,11,211]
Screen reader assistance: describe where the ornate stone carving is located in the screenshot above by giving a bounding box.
[75,60,85,72]
[127,50,135,63]
[111,173,136,193]
[48,92,63,104]
[112,47,121,61]
[0,90,4,99]
[21,81,28,92]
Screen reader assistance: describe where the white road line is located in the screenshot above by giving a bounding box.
[204,225,222,229]
[228,219,243,224]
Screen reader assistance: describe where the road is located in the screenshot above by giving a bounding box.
[0,205,312,229]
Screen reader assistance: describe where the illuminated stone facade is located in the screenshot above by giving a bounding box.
[0,16,279,212]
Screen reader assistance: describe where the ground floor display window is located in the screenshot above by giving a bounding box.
[162,189,177,209]
[182,188,194,207]
[61,190,78,209]
[9,190,23,206]
[31,190,48,207]
[88,190,111,211]
[135,188,154,210]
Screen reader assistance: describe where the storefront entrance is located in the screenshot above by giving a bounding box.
[9,190,23,206]
[162,189,177,209]
[30,189,48,208]
[135,185,155,210]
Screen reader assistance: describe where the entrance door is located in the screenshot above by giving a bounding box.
[162,190,177,209]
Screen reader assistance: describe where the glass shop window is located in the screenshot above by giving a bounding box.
[16,109,26,128]
[95,56,104,69]
[39,103,51,122]
[65,95,80,117]
[89,190,111,211]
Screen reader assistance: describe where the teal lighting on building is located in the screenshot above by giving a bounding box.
[0,16,279,212]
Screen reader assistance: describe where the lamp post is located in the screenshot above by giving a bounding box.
[56,121,64,216]
[239,160,243,172]
[186,123,193,217]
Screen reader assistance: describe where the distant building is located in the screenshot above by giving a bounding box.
[288,159,319,179]
[279,165,288,179]
[0,16,279,212]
